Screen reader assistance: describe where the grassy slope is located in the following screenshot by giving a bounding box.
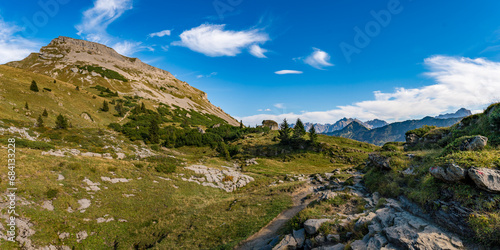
[364,105,500,246]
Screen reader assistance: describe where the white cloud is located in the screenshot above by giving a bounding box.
[196,72,217,79]
[257,108,272,112]
[112,41,143,56]
[274,103,285,109]
[238,56,500,125]
[0,18,40,64]
[304,48,334,69]
[76,0,148,57]
[76,0,133,43]
[249,44,267,58]
[161,45,169,51]
[275,70,303,75]
[172,24,269,57]
[149,29,171,38]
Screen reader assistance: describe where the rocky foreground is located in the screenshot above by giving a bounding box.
[260,170,467,250]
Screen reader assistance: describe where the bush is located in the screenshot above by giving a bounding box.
[469,213,500,246]
[155,164,176,174]
[30,80,39,92]
[16,139,54,150]
[406,125,436,137]
[46,188,59,199]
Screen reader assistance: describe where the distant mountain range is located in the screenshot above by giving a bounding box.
[304,118,388,134]
[328,116,463,145]
[435,108,472,119]
[300,108,472,146]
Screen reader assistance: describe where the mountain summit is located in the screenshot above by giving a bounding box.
[6,36,238,125]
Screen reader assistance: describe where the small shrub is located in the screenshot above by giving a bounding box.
[133,163,144,169]
[108,166,118,172]
[67,163,81,170]
[469,213,500,246]
[155,164,176,174]
[46,188,59,199]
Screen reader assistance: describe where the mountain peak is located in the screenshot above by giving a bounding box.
[6,36,239,126]
[435,108,472,119]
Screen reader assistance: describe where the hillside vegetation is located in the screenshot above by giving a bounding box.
[364,103,500,246]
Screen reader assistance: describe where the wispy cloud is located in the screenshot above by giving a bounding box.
[275,70,303,75]
[0,18,40,64]
[196,72,218,79]
[257,108,272,112]
[249,44,268,58]
[76,0,133,43]
[172,24,269,57]
[274,103,285,109]
[149,29,171,38]
[238,56,500,125]
[304,48,334,69]
[76,0,148,57]
[112,41,143,56]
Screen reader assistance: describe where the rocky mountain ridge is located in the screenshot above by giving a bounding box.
[6,36,238,125]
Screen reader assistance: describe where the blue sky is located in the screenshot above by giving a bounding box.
[1,0,500,125]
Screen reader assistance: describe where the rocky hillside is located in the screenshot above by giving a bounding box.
[6,36,238,126]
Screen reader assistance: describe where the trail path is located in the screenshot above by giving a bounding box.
[236,184,317,250]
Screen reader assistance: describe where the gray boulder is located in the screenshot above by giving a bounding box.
[355,212,376,231]
[460,135,488,151]
[350,240,367,250]
[293,229,305,248]
[312,244,345,250]
[304,219,331,235]
[272,234,297,250]
[429,164,467,182]
[367,153,391,170]
[468,167,500,192]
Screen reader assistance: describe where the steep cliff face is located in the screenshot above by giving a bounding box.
[7,36,238,125]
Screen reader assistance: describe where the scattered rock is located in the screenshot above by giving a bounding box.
[58,174,65,181]
[272,234,297,250]
[183,165,254,192]
[76,231,88,243]
[367,153,391,170]
[429,163,467,182]
[468,167,500,192]
[58,232,69,240]
[245,158,258,166]
[304,219,331,235]
[77,199,91,211]
[116,153,126,159]
[460,135,488,151]
[42,200,54,211]
[101,177,130,183]
[293,229,305,248]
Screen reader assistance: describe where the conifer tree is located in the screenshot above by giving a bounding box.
[36,115,44,127]
[55,114,68,129]
[293,118,306,139]
[25,102,29,110]
[30,80,39,92]
[101,100,109,112]
[278,118,292,144]
[42,109,48,117]
[140,102,146,113]
[240,120,244,129]
[309,124,318,144]
[115,102,124,116]
[148,118,160,144]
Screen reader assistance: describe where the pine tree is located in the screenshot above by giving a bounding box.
[293,118,306,140]
[240,120,244,129]
[42,109,48,117]
[309,124,318,144]
[30,80,39,92]
[278,118,292,144]
[36,115,44,127]
[140,102,146,113]
[75,86,80,91]
[101,100,109,112]
[24,102,29,110]
[55,114,68,129]
[148,118,160,144]
[115,102,124,116]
